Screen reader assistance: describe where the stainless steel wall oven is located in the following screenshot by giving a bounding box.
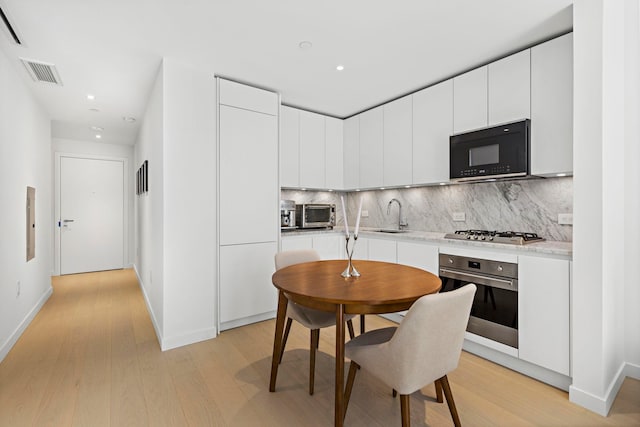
[439,253,519,348]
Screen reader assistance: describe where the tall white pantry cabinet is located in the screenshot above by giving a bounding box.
[217,78,279,331]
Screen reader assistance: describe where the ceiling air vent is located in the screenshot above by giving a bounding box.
[20,58,63,85]
[0,5,22,45]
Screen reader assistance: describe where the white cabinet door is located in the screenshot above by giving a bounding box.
[280,106,299,187]
[325,117,344,190]
[531,33,573,176]
[453,66,488,133]
[219,242,278,329]
[518,255,570,376]
[281,235,312,252]
[488,50,531,125]
[343,115,360,189]
[359,106,384,188]
[413,80,453,184]
[351,236,368,261]
[397,241,439,275]
[219,79,278,115]
[383,95,413,187]
[368,238,397,263]
[313,234,344,260]
[219,105,278,245]
[299,110,325,189]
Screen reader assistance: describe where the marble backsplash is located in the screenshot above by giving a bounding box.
[281,177,573,242]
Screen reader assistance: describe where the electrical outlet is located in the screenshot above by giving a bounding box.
[452,212,466,222]
[558,213,573,225]
[361,210,369,218]
[16,281,20,298]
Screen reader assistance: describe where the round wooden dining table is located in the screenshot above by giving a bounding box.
[269,259,442,427]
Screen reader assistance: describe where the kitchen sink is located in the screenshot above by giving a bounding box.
[375,229,408,233]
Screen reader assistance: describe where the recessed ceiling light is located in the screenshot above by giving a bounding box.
[380,187,386,190]
[556,173,567,177]
[439,182,446,186]
[95,134,102,139]
[404,185,411,188]
[299,41,312,50]
[91,125,104,132]
[301,188,307,191]
[122,116,136,123]
[87,94,95,100]
[89,108,100,113]
[336,65,344,71]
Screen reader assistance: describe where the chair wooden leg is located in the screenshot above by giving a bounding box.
[439,375,461,427]
[343,361,359,420]
[347,319,355,339]
[309,329,320,395]
[435,379,444,403]
[279,318,293,364]
[360,314,366,334]
[400,394,411,427]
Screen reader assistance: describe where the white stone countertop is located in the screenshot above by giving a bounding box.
[281,227,573,258]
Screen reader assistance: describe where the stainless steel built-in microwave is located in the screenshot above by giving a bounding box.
[295,204,336,229]
[450,119,530,182]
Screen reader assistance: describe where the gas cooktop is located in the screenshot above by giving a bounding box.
[444,230,545,245]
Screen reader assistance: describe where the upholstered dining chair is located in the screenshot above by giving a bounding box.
[274,249,356,395]
[343,284,476,427]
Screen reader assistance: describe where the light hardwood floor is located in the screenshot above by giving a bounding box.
[1,269,638,426]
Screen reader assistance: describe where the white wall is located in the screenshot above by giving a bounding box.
[51,138,135,273]
[135,64,165,341]
[134,58,217,350]
[161,58,217,349]
[623,0,640,373]
[571,0,637,415]
[0,45,53,362]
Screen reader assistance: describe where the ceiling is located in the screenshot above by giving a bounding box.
[0,0,573,146]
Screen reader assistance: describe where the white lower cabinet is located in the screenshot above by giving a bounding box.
[219,242,278,330]
[367,238,397,263]
[280,234,344,260]
[280,235,312,252]
[396,241,439,275]
[518,255,570,376]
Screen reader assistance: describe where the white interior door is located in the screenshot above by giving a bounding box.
[60,156,124,274]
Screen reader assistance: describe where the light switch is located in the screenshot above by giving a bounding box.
[452,212,466,222]
[558,213,573,225]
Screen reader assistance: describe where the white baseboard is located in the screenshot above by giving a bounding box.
[625,362,640,380]
[133,265,163,349]
[569,361,631,416]
[0,286,53,363]
[161,326,218,351]
[133,264,218,352]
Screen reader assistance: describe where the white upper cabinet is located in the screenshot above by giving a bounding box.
[383,95,413,187]
[453,66,488,133]
[280,106,299,187]
[299,110,326,189]
[219,79,278,115]
[359,106,384,188]
[343,115,360,189]
[531,33,573,176]
[488,50,531,125]
[413,80,453,184]
[325,117,344,190]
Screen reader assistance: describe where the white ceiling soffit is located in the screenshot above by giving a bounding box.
[0,3,22,45]
[20,57,63,85]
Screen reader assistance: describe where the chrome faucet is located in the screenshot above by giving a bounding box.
[387,198,408,230]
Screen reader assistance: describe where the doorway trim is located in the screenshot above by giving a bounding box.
[54,152,130,276]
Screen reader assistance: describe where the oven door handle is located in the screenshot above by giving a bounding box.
[439,268,518,291]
